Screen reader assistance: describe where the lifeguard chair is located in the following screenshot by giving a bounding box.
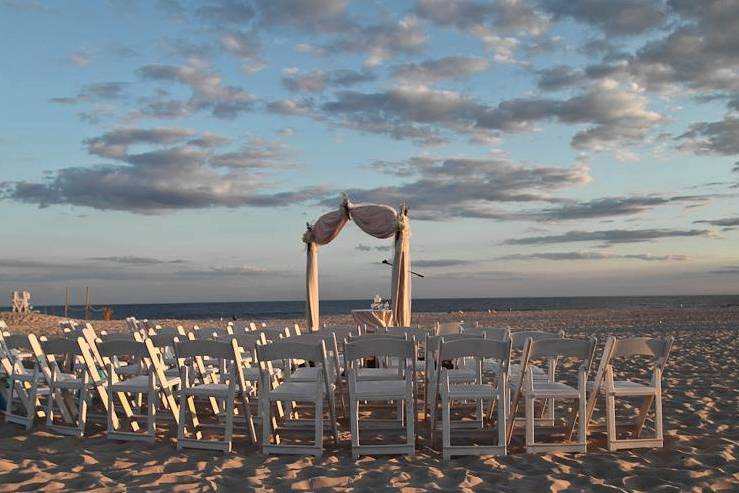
[11,291,32,313]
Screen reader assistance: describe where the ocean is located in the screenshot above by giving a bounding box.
[19,295,739,321]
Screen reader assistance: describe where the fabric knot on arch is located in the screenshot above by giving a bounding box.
[303,196,411,330]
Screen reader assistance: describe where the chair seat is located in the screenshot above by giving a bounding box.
[352,380,408,400]
[10,368,43,382]
[268,381,331,401]
[524,381,580,398]
[181,383,244,398]
[164,367,180,378]
[111,375,155,392]
[447,368,478,382]
[609,380,657,396]
[290,366,325,382]
[117,363,142,376]
[54,373,86,389]
[357,367,401,381]
[443,383,498,400]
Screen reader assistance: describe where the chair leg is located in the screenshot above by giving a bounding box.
[442,395,451,461]
[261,398,271,451]
[78,387,88,437]
[224,391,235,453]
[655,391,663,443]
[406,393,415,456]
[45,383,55,428]
[148,389,156,440]
[497,393,506,453]
[525,396,535,450]
[633,395,655,438]
[578,394,586,450]
[350,398,359,459]
[605,392,617,452]
[26,378,38,431]
[314,396,324,458]
[177,393,187,450]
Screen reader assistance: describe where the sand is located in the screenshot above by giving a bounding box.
[1,307,737,492]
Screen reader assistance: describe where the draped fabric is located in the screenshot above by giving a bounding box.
[304,197,412,329]
[306,242,319,331]
[390,212,411,326]
[349,204,397,238]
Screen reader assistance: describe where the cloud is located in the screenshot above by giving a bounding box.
[219,30,265,73]
[355,243,392,252]
[267,98,315,116]
[504,228,716,246]
[694,217,739,229]
[391,56,489,85]
[67,49,93,66]
[332,155,591,220]
[522,194,714,221]
[137,63,256,119]
[325,15,427,67]
[88,256,188,265]
[254,0,350,31]
[499,251,689,262]
[50,82,129,105]
[542,0,667,35]
[0,128,331,213]
[677,116,739,156]
[176,265,289,277]
[536,65,587,91]
[320,80,664,152]
[710,266,739,275]
[281,68,375,93]
[413,259,473,268]
[196,0,255,25]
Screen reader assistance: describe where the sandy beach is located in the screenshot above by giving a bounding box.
[1,306,737,492]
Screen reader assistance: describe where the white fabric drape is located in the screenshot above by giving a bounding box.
[304,198,411,329]
[390,212,411,326]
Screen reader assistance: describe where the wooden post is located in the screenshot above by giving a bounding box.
[84,287,91,321]
[64,287,70,318]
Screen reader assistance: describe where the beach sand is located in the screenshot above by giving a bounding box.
[1,307,737,492]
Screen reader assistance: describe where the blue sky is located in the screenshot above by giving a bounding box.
[1,0,738,305]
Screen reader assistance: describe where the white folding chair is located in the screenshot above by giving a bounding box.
[174,339,256,452]
[34,337,92,437]
[257,340,339,457]
[344,337,417,457]
[510,337,596,453]
[3,333,47,429]
[589,336,673,450]
[98,339,181,443]
[431,337,511,461]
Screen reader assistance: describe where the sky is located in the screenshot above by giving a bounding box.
[1,0,738,306]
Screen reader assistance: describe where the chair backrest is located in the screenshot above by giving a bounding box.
[344,336,416,363]
[41,337,83,357]
[232,333,266,352]
[193,326,233,340]
[610,336,673,369]
[3,334,31,350]
[439,337,511,364]
[148,332,183,349]
[436,321,463,335]
[256,339,325,364]
[527,337,595,361]
[149,325,184,337]
[387,326,435,340]
[462,326,510,340]
[425,333,484,354]
[510,329,564,349]
[98,339,150,359]
[253,327,288,342]
[99,331,139,342]
[175,339,238,361]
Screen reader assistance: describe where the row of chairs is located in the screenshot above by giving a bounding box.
[0,319,673,461]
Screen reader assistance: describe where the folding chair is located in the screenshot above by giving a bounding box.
[345,336,417,457]
[510,337,596,453]
[3,333,47,429]
[174,339,256,452]
[98,339,181,443]
[462,326,510,340]
[257,339,339,457]
[34,337,92,437]
[589,336,673,450]
[424,333,485,421]
[431,337,511,461]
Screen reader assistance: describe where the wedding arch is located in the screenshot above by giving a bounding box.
[302,195,411,330]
